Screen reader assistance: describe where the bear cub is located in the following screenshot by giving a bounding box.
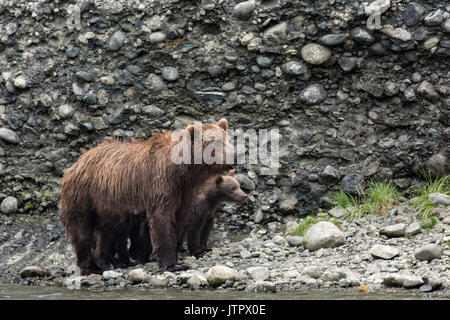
[185,170,247,257]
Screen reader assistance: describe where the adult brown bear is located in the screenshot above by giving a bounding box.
[60,119,233,275]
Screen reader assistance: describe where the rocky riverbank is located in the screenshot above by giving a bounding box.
[1,194,448,297]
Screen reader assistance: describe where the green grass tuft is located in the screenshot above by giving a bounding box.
[291,215,340,236]
[409,173,449,220]
[330,180,401,221]
[421,216,438,230]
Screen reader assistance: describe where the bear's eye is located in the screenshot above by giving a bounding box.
[231,186,237,191]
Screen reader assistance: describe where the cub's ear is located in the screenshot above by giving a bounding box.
[217,118,228,130]
[186,125,195,140]
[228,170,235,177]
[215,176,224,185]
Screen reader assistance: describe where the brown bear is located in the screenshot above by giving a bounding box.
[184,170,247,257]
[60,119,233,275]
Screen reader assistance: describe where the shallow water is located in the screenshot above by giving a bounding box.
[0,284,448,300]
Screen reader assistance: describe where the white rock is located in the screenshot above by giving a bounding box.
[247,267,270,281]
[206,265,238,286]
[1,196,18,214]
[414,244,444,261]
[13,75,28,89]
[364,0,390,16]
[428,193,450,206]
[128,268,148,284]
[370,244,400,259]
[302,221,345,251]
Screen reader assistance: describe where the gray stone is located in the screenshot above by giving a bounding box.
[195,89,226,106]
[414,244,444,261]
[278,193,298,214]
[146,73,166,92]
[364,0,390,16]
[206,265,238,286]
[58,104,74,119]
[302,266,321,279]
[234,174,255,191]
[109,31,125,51]
[428,193,450,206]
[282,61,309,77]
[405,222,421,237]
[302,221,345,251]
[322,268,346,282]
[83,90,97,105]
[341,173,364,195]
[320,33,347,46]
[256,56,272,68]
[383,274,424,288]
[246,267,270,281]
[66,46,80,58]
[403,3,426,27]
[149,32,166,43]
[142,105,164,118]
[404,87,417,102]
[1,196,18,214]
[128,268,148,284]
[426,154,449,177]
[102,270,123,280]
[232,0,255,19]
[0,128,20,144]
[382,26,412,42]
[285,235,303,247]
[384,82,399,96]
[351,27,375,45]
[262,22,288,46]
[13,75,28,89]
[245,281,276,293]
[337,57,357,72]
[300,83,327,105]
[370,244,400,259]
[148,275,169,287]
[380,223,406,237]
[301,43,331,65]
[417,80,439,101]
[443,19,450,33]
[322,165,340,184]
[328,207,346,219]
[161,67,179,81]
[424,9,443,26]
[75,71,95,82]
[20,266,50,278]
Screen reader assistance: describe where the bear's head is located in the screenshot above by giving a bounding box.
[214,170,247,203]
[185,118,234,170]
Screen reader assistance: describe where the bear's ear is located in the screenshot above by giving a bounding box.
[215,176,224,185]
[186,125,195,140]
[217,118,228,130]
[228,170,235,177]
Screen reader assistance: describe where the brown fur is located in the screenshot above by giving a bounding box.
[184,170,247,257]
[60,119,232,275]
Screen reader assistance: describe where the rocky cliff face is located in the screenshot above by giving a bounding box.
[0,0,449,227]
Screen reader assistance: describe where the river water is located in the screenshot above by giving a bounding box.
[0,284,448,300]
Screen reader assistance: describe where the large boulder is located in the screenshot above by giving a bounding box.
[206,265,238,286]
[302,221,345,251]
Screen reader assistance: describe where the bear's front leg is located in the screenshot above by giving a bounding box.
[148,209,189,272]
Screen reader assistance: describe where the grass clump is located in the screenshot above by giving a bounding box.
[421,216,438,230]
[330,180,401,221]
[409,173,449,220]
[291,215,340,236]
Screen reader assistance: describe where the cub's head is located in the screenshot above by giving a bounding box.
[215,170,247,203]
